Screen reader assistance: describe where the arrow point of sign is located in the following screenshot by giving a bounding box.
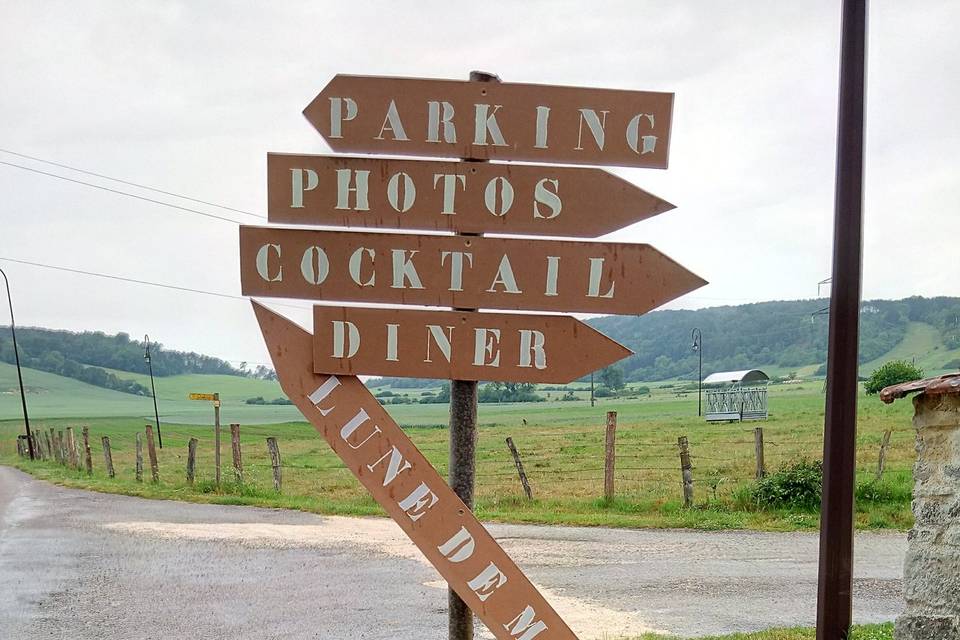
[252,300,313,390]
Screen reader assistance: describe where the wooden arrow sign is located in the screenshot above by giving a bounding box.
[239,226,706,315]
[268,153,674,237]
[313,306,631,383]
[252,301,579,640]
[303,74,673,168]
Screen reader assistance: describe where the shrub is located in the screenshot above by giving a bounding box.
[864,360,924,395]
[752,459,823,510]
[245,396,266,405]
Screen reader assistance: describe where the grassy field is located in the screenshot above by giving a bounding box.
[1,376,917,531]
[632,623,893,639]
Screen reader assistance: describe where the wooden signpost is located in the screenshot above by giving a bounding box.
[189,392,222,487]
[303,74,674,168]
[245,72,705,640]
[311,306,632,383]
[267,153,675,236]
[239,227,705,315]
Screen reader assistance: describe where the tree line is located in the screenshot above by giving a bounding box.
[0,327,273,396]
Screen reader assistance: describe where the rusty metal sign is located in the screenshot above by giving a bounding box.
[268,153,674,237]
[303,74,673,168]
[240,226,705,315]
[253,301,578,640]
[188,393,216,401]
[313,306,631,383]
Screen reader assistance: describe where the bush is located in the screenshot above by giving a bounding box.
[593,386,614,398]
[864,360,924,394]
[245,396,266,405]
[856,479,911,504]
[752,459,823,510]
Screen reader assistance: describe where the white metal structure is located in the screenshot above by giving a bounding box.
[703,369,770,422]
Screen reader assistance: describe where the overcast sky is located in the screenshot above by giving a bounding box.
[1,1,958,367]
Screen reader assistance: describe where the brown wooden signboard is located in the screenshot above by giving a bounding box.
[240,226,705,315]
[268,153,674,237]
[312,306,632,383]
[303,74,674,168]
[254,301,578,640]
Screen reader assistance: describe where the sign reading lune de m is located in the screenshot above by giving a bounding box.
[303,74,674,168]
[244,73,705,640]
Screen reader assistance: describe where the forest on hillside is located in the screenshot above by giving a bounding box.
[0,328,274,396]
[588,296,960,382]
[1,297,957,395]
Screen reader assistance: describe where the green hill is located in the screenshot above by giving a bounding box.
[0,361,301,424]
[587,296,960,382]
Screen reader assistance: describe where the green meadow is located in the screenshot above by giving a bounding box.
[1,355,918,531]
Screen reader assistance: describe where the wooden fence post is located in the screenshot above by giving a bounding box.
[754,427,766,479]
[266,437,282,492]
[31,433,42,460]
[49,428,58,464]
[16,436,24,458]
[230,423,243,483]
[145,425,159,483]
[876,429,892,481]
[45,430,54,462]
[135,432,143,482]
[82,426,93,474]
[505,437,533,500]
[57,429,66,465]
[604,411,617,501]
[678,435,694,507]
[186,437,198,485]
[66,427,77,469]
[101,436,115,478]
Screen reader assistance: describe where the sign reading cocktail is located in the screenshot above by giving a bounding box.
[243,74,705,640]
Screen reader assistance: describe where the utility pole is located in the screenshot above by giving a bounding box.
[817,1,867,638]
[691,328,703,417]
[144,335,163,448]
[1,267,33,460]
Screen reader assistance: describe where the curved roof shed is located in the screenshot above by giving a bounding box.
[702,369,770,386]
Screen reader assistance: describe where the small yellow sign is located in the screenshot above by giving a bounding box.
[189,393,216,401]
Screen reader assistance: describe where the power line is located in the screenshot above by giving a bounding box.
[0,148,265,220]
[0,256,311,313]
[0,160,259,225]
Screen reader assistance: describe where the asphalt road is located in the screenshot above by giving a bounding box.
[0,465,906,639]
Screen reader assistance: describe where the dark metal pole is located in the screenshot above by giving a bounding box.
[692,328,702,417]
[446,69,500,640]
[0,267,34,460]
[816,1,867,639]
[590,372,595,407]
[144,335,163,449]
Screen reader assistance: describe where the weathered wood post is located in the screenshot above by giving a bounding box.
[266,437,281,491]
[186,437,198,485]
[754,427,766,479]
[31,432,42,460]
[214,393,221,488]
[678,435,694,507]
[48,428,58,464]
[230,423,243,483]
[505,437,533,500]
[145,425,159,483]
[876,428,892,481]
[879,375,960,639]
[16,436,25,458]
[44,430,53,462]
[81,426,93,474]
[604,411,617,501]
[135,432,144,482]
[66,427,77,469]
[57,429,66,465]
[101,436,115,478]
